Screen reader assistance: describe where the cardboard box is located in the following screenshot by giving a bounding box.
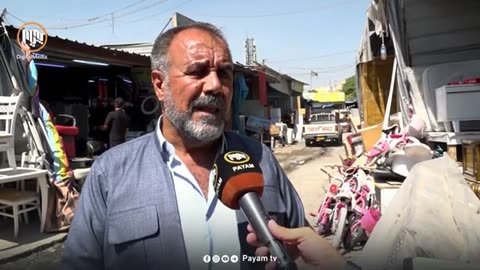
[269,125,280,136]
[359,123,383,152]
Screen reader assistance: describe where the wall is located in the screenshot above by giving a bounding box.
[290,80,304,94]
[241,100,265,118]
[270,80,290,95]
[268,87,291,117]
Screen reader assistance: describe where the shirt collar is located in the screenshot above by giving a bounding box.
[155,116,228,160]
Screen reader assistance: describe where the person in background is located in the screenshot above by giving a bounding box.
[103,97,129,148]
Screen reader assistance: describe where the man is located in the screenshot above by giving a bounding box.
[103,97,129,148]
[62,22,306,270]
[89,98,110,141]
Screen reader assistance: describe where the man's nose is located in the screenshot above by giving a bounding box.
[203,70,222,95]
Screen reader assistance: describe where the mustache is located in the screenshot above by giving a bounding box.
[189,95,225,111]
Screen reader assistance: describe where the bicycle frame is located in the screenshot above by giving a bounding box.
[314,169,344,234]
[348,183,380,236]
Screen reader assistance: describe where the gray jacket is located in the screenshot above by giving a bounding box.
[61,131,307,270]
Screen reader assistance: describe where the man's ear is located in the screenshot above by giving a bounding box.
[151,70,166,102]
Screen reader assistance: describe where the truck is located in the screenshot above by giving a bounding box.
[303,101,345,147]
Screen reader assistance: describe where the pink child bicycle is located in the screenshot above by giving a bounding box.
[342,175,380,250]
[311,165,359,235]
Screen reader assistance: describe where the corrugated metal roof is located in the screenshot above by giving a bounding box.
[5,24,148,58]
[101,42,153,57]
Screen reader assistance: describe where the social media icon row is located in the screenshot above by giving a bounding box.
[203,255,239,263]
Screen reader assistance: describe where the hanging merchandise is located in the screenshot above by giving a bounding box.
[232,73,249,134]
[97,80,108,99]
[96,81,102,99]
[102,80,108,99]
[380,32,387,60]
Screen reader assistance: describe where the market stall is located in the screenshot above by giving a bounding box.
[311,1,480,269]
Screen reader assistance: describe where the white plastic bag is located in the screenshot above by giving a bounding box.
[355,155,480,270]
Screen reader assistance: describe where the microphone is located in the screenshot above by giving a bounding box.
[213,150,298,270]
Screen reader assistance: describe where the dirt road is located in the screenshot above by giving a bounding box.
[287,144,345,221]
[287,142,363,261]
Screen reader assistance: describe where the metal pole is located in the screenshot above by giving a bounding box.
[310,73,312,90]
[382,57,397,134]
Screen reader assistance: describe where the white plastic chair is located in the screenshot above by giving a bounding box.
[0,94,29,225]
[0,94,21,169]
[0,187,41,238]
[0,169,49,239]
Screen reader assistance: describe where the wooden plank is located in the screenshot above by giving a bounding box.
[359,123,383,152]
[447,144,458,161]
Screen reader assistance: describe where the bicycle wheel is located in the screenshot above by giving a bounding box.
[331,207,347,249]
[343,213,367,251]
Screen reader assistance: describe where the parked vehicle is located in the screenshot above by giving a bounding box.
[303,102,344,146]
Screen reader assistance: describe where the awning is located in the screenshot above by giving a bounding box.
[269,80,289,95]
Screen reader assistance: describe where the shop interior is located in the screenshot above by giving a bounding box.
[33,59,154,157]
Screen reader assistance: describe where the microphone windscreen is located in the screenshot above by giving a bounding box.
[213,151,264,209]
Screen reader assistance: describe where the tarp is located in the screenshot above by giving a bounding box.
[0,16,29,96]
[357,0,388,64]
[388,0,480,68]
[38,103,72,183]
[356,155,480,270]
[232,73,249,135]
[258,70,267,105]
[28,63,79,231]
[383,0,480,132]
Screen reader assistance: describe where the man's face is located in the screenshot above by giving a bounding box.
[152,28,234,142]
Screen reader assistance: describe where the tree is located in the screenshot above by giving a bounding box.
[341,75,356,100]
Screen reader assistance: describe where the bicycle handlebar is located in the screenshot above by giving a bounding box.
[320,168,330,177]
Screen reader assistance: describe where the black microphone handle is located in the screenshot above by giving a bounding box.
[239,192,298,270]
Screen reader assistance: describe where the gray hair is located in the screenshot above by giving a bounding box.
[150,22,232,73]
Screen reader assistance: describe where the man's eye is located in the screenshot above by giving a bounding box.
[218,70,232,79]
[189,69,209,77]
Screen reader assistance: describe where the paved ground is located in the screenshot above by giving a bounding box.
[0,244,63,270]
[0,140,354,269]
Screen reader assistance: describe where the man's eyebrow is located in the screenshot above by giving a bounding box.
[218,62,234,71]
[184,60,209,72]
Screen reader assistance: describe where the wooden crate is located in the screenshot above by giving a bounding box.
[462,140,480,182]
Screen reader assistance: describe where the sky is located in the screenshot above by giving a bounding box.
[2,0,370,89]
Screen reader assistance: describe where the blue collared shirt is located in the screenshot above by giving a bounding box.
[155,117,241,270]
